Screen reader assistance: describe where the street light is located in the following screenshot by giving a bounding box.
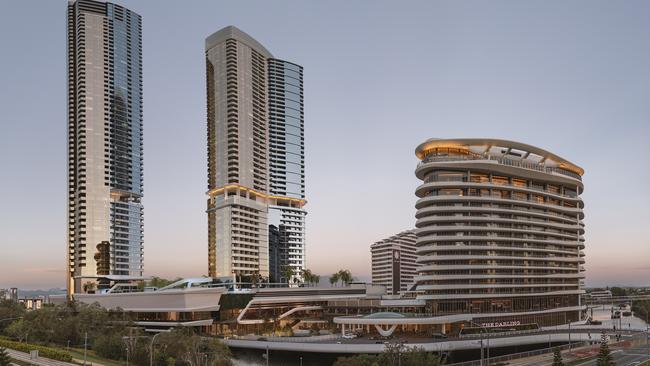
[469,321,490,366]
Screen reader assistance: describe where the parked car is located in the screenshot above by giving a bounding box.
[342,333,357,339]
[431,333,448,339]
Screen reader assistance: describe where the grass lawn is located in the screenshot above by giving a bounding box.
[66,348,123,366]
[638,360,650,366]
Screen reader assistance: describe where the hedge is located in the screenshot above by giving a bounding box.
[0,338,73,362]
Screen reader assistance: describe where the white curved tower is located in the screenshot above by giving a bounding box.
[414,138,585,327]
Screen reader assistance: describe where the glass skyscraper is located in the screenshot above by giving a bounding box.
[206,26,306,283]
[67,0,144,294]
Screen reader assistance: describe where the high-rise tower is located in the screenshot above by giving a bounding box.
[206,26,306,282]
[67,0,144,294]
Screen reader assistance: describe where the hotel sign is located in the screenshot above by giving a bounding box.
[480,321,521,328]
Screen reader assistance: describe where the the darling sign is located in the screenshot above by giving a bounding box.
[480,321,521,328]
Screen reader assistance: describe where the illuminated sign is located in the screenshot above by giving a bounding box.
[480,321,521,328]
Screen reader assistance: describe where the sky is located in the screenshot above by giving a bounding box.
[1,0,649,290]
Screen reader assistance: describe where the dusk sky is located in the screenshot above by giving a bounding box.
[1,0,649,289]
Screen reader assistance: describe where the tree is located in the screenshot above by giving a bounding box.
[335,345,439,366]
[301,269,313,286]
[337,269,353,286]
[282,266,295,284]
[0,347,11,366]
[552,347,565,366]
[5,319,29,342]
[334,354,379,366]
[250,272,262,288]
[158,329,232,366]
[596,332,613,366]
[610,287,627,297]
[0,299,25,333]
[329,273,340,287]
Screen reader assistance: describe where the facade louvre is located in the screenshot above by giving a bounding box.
[206,26,306,283]
[67,0,143,294]
[414,138,586,327]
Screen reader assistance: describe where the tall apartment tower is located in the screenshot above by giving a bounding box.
[370,231,418,295]
[67,0,144,294]
[206,26,306,282]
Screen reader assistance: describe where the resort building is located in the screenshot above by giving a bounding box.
[370,230,418,295]
[413,138,586,329]
[205,26,306,282]
[67,0,144,294]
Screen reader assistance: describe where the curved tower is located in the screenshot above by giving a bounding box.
[205,26,306,282]
[414,139,585,327]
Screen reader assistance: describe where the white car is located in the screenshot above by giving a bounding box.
[342,333,357,339]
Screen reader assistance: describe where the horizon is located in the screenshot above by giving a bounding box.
[1,0,649,290]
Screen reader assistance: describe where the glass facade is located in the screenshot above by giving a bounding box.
[67,0,144,294]
[268,59,305,200]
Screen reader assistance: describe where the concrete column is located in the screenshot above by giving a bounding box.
[342,323,345,335]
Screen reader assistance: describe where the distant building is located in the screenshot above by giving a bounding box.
[589,290,613,299]
[10,288,17,303]
[67,0,145,294]
[19,297,44,311]
[371,231,418,295]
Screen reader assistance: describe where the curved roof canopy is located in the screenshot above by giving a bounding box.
[415,138,584,176]
[205,25,273,58]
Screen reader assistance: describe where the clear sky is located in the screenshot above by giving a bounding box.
[1,0,649,289]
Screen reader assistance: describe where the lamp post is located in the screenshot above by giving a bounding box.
[470,321,490,366]
[569,319,571,352]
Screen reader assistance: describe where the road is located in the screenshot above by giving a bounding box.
[506,344,650,366]
[573,345,650,366]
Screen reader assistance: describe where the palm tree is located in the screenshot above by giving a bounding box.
[337,269,353,286]
[282,266,295,285]
[329,273,340,287]
[552,347,564,366]
[313,274,321,287]
[250,272,262,288]
[301,269,313,286]
[596,332,613,366]
[0,347,10,366]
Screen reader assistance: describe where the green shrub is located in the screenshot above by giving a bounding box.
[0,338,73,362]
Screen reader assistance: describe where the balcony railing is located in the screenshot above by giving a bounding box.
[420,154,582,181]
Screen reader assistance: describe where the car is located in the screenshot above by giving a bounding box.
[589,319,603,325]
[622,311,632,317]
[342,333,357,339]
[431,333,448,339]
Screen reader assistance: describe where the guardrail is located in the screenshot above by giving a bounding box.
[447,331,647,366]
[445,342,585,366]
